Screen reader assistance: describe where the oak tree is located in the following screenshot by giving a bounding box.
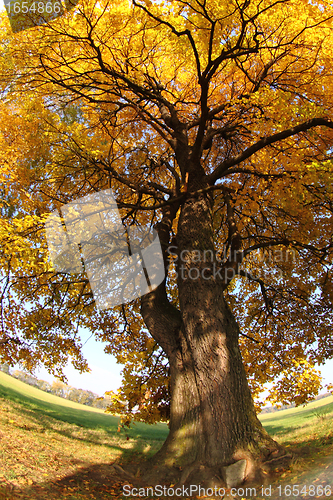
[1,0,333,485]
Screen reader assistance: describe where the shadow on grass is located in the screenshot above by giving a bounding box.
[0,383,169,449]
[0,461,130,500]
[2,436,333,500]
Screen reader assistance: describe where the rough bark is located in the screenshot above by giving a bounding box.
[140,189,285,488]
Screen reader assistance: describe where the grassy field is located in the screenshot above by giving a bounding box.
[0,372,168,499]
[260,396,333,445]
[0,372,332,499]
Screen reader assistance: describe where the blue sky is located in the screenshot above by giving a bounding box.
[33,333,333,399]
[35,336,124,396]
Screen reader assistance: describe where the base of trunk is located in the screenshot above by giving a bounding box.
[135,439,292,490]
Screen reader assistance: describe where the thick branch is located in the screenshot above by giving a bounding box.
[208,118,333,184]
[140,205,182,358]
[243,238,332,262]
[0,336,21,346]
[239,269,273,313]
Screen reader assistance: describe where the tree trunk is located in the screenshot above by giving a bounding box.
[141,192,284,487]
[154,302,278,484]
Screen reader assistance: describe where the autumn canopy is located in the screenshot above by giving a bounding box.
[0,0,332,485]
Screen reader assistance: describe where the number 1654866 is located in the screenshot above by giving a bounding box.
[277,485,332,496]
[7,2,62,13]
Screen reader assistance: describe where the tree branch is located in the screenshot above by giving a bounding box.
[208,118,333,184]
[238,269,273,314]
[239,331,286,368]
[132,0,202,80]
[0,336,21,346]
[140,205,182,358]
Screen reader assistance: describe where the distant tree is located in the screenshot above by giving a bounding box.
[76,389,96,406]
[0,363,10,374]
[12,370,38,386]
[36,379,52,393]
[67,387,81,403]
[92,397,108,410]
[51,379,69,398]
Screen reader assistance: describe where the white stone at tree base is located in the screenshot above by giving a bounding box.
[222,459,247,488]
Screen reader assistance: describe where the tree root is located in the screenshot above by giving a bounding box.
[128,448,293,490]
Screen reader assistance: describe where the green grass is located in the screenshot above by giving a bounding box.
[260,396,333,449]
[0,371,168,499]
[0,371,168,441]
[0,371,332,499]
